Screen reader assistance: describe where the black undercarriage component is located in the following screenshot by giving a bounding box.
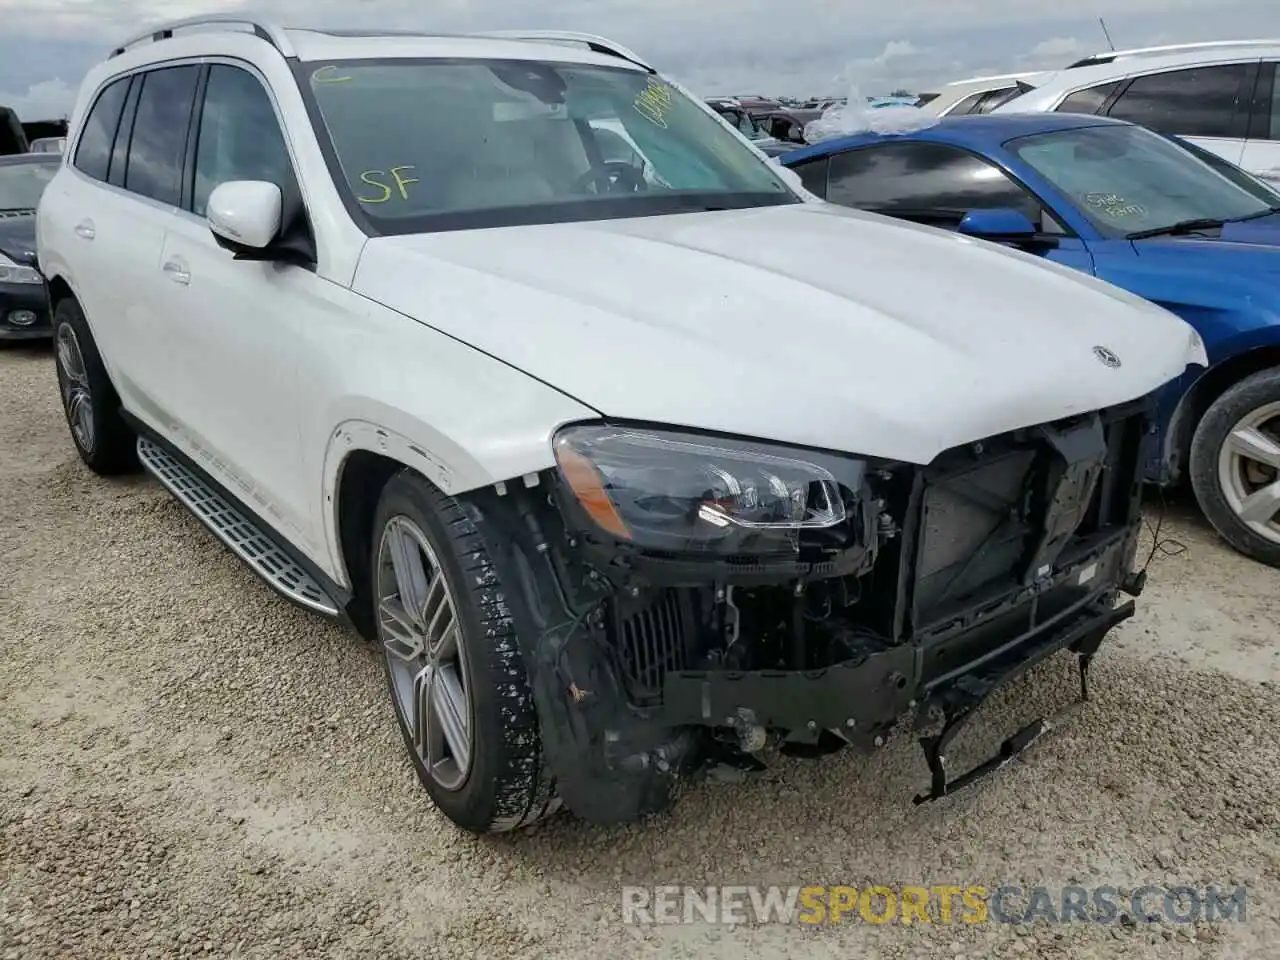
[911,597,1133,805]
[461,395,1153,823]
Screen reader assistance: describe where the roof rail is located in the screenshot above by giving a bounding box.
[1067,38,1280,67]
[477,30,654,71]
[109,15,295,59]
[944,70,1047,86]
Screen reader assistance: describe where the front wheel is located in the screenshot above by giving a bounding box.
[1189,368,1280,567]
[369,471,558,833]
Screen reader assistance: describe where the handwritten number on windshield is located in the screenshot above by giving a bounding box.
[633,78,673,128]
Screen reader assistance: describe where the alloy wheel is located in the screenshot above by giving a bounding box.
[1216,400,1280,546]
[55,323,94,454]
[376,515,473,791]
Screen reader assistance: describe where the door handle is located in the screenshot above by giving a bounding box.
[162,259,190,285]
[74,220,95,240]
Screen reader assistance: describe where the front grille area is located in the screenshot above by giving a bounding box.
[611,589,695,706]
[908,399,1150,633]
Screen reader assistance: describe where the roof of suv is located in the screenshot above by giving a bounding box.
[997,44,1280,112]
[103,18,654,72]
[1065,38,1280,69]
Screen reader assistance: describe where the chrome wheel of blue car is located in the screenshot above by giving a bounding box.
[1217,400,1280,547]
[1191,369,1280,568]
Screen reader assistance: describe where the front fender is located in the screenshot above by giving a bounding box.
[318,387,597,587]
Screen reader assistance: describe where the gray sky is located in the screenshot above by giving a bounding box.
[2,0,1279,118]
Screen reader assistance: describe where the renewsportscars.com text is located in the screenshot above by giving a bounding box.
[621,884,1248,926]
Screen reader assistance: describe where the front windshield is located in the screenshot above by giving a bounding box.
[0,161,56,210]
[1008,123,1271,238]
[302,59,795,232]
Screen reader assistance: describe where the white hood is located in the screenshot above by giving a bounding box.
[352,202,1205,465]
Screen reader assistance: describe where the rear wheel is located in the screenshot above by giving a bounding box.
[1189,368,1280,567]
[370,470,558,833]
[52,297,137,475]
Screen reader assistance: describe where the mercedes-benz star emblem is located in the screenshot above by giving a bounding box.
[1092,345,1121,368]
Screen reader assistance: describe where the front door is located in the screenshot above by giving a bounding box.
[152,63,317,550]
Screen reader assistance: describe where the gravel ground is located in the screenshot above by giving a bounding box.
[2,342,1278,960]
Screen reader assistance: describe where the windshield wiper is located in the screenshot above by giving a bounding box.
[1126,218,1225,240]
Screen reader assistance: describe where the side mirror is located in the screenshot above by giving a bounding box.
[957,207,1038,239]
[207,180,282,251]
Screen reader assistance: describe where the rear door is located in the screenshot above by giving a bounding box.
[1101,61,1257,166]
[1239,61,1280,183]
[106,64,203,426]
[38,73,136,377]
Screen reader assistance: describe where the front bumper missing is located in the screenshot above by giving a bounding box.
[911,596,1133,804]
[661,589,1136,805]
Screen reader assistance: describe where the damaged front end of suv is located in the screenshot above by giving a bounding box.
[463,395,1155,825]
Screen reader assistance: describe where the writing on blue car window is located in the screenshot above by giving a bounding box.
[1010,124,1269,238]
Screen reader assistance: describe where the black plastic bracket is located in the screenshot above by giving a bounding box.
[912,599,1133,805]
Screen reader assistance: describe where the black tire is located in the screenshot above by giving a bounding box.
[1189,367,1280,567]
[52,297,137,475]
[370,470,558,833]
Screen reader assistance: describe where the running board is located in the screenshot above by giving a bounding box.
[136,437,340,616]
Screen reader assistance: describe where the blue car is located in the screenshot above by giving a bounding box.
[782,113,1280,566]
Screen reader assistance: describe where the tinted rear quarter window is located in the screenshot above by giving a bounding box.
[1105,64,1250,138]
[825,142,1042,225]
[974,87,1017,114]
[1055,81,1121,115]
[72,78,130,182]
[124,65,201,205]
[792,156,829,196]
[946,91,988,116]
[1270,64,1280,139]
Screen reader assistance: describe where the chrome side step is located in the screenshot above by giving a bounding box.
[137,436,340,616]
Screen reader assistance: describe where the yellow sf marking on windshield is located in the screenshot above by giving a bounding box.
[312,65,353,83]
[357,166,418,203]
[633,77,673,128]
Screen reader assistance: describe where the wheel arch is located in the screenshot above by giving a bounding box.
[322,415,564,641]
[1165,343,1280,484]
[45,272,75,309]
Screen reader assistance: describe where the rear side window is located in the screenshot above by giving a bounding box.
[1055,81,1121,115]
[791,156,829,196]
[825,142,1043,227]
[1270,65,1280,139]
[1105,64,1251,138]
[973,88,1016,114]
[72,78,131,182]
[123,65,201,206]
[946,91,988,116]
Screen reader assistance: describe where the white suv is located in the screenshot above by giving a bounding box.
[38,17,1205,833]
[995,44,1280,181]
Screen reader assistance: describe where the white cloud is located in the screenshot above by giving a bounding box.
[0,0,1277,110]
[0,79,76,119]
[1027,36,1085,60]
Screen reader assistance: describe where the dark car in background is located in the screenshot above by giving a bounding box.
[756,108,820,146]
[705,97,799,156]
[0,153,58,341]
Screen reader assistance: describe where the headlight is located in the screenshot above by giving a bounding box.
[553,425,849,553]
[0,252,40,285]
